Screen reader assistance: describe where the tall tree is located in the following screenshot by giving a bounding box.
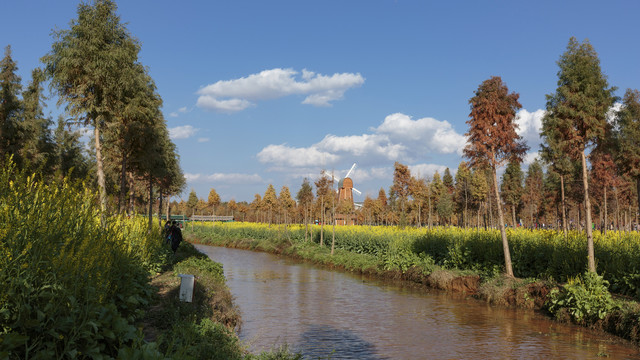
[430,172,444,226]
[21,68,55,175]
[522,159,544,227]
[251,194,263,222]
[454,161,472,227]
[296,178,314,240]
[391,161,412,227]
[315,174,333,245]
[436,189,453,225]
[43,0,141,214]
[501,159,524,227]
[616,89,640,221]
[464,76,528,277]
[278,185,295,225]
[377,188,388,225]
[591,151,617,234]
[409,176,429,227]
[545,37,616,272]
[101,63,162,213]
[263,184,278,226]
[208,188,221,216]
[187,189,198,216]
[0,45,23,166]
[470,167,489,228]
[442,168,454,193]
[53,116,90,180]
[228,199,237,218]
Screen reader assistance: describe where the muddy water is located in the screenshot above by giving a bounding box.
[194,244,640,359]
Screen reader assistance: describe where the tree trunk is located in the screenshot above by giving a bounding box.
[331,199,336,255]
[95,125,107,222]
[603,187,608,235]
[428,189,432,229]
[561,175,568,238]
[119,150,127,214]
[636,177,640,229]
[304,206,308,242]
[128,172,135,215]
[166,195,170,224]
[581,151,595,272]
[148,173,153,229]
[158,189,163,228]
[512,205,516,228]
[464,188,468,228]
[320,198,324,246]
[493,165,513,277]
[488,192,494,229]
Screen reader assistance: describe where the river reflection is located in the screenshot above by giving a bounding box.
[194,244,640,359]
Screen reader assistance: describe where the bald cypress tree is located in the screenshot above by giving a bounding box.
[545,38,616,272]
[465,76,528,277]
[43,0,140,214]
[501,159,524,227]
[392,161,412,227]
[616,89,640,222]
[296,178,314,241]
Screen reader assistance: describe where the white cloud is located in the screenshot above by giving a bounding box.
[257,112,468,169]
[184,173,201,182]
[317,134,406,160]
[408,163,449,180]
[375,113,466,156]
[522,151,541,166]
[185,172,263,185]
[196,96,253,113]
[349,167,392,182]
[607,102,623,124]
[169,106,189,117]
[169,125,198,140]
[196,68,364,112]
[197,138,210,143]
[515,109,545,151]
[257,144,339,167]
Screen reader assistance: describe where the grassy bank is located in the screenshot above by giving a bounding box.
[186,221,640,345]
[143,242,301,360]
[0,162,300,359]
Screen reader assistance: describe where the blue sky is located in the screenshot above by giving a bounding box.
[3,1,640,203]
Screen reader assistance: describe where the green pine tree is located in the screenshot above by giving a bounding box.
[0,45,24,166]
[545,37,616,272]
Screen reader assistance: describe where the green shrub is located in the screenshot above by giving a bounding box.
[0,162,167,358]
[547,271,617,325]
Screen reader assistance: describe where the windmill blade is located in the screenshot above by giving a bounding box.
[345,163,357,178]
[321,170,340,183]
[352,187,362,195]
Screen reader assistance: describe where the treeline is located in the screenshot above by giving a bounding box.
[0,0,184,221]
[0,47,91,181]
[180,37,639,238]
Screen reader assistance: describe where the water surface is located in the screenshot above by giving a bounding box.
[195,244,640,359]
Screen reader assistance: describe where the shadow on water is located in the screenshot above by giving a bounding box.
[295,324,388,360]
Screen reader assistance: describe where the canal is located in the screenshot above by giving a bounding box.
[194,244,640,359]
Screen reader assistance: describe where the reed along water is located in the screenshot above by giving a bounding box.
[194,244,640,359]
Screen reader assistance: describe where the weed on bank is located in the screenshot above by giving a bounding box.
[0,162,301,359]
